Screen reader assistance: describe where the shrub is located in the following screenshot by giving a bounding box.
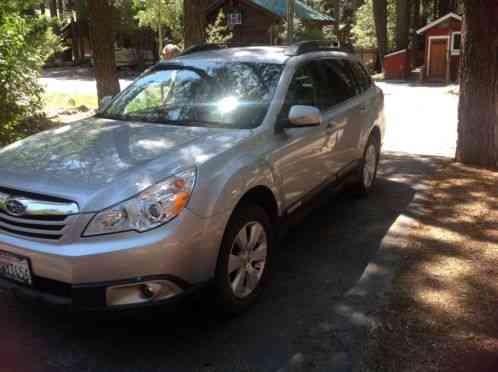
[0,1,64,145]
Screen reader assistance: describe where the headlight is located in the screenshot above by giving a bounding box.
[83,168,196,236]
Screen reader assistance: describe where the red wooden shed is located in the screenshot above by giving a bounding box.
[416,12,462,83]
[383,49,409,80]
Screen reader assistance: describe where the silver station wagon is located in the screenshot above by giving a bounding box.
[0,42,385,313]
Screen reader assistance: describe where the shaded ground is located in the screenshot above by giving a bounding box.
[363,161,498,372]
[0,153,422,372]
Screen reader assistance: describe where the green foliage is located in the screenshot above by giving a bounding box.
[294,20,326,42]
[351,0,396,50]
[205,10,233,44]
[0,0,64,145]
[133,0,184,46]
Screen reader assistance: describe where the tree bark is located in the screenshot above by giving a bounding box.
[456,1,498,167]
[49,0,57,18]
[184,0,206,48]
[373,0,387,70]
[396,0,410,50]
[57,0,64,18]
[332,0,340,42]
[88,0,121,104]
[438,0,457,17]
[413,0,422,29]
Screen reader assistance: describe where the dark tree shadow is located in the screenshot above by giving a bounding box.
[364,155,498,372]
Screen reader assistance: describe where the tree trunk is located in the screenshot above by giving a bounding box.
[396,0,410,50]
[75,0,87,64]
[456,1,498,167]
[287,0,295,44]
[438,0,457,17]
[57,0,64,18]
[184,0,206,48]
[71,20,81,64]
[373,0,387,70]
[88,0,120,104]
[332,0,340,42]
[49,0,57,18]
[40,1,46,15]
[413,0,422,29]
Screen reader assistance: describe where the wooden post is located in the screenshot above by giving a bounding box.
[287,0,295,44]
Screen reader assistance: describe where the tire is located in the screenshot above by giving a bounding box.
[354,134,380,196]
[214,204,273,315]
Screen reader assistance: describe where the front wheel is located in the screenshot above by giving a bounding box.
[354,135,380,196]
[214,204,273,315]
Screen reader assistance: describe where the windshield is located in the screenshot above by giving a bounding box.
[100,61,284,129]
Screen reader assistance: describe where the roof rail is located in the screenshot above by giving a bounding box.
[181,43,224,56]
[286,40,355,56]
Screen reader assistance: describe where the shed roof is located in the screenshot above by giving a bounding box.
[209,0,335,24]
[416,12,462,34]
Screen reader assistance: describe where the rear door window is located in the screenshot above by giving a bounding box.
[349,61,372,93]
[312,59,356,110]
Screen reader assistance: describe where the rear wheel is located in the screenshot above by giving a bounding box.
[214,204,273,315]
[354,135,380,196]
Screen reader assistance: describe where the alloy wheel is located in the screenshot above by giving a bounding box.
[228,221,268,299]
[363,144,378,188]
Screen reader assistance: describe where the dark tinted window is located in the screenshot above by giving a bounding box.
[452,33,461,51]
[312,59,356,109]
[284,64,317,109]
[350,61,372,93]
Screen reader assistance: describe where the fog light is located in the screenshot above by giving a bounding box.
[141,284,156,299]
[106,280,183,307]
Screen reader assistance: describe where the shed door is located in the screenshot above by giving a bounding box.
[429,39,448,79]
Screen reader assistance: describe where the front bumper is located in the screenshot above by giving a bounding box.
[0,275,206,310]
[0,209,230,309]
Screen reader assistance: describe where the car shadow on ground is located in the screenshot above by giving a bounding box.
[3,155,419,372]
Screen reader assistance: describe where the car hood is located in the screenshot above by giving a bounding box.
[0,117,251,212]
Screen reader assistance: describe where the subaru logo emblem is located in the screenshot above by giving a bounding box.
[5,199,26,217]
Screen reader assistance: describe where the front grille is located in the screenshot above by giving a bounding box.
[0,190,79,241]
[0,211,68,240]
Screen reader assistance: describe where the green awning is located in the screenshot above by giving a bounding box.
[249,0,335,24]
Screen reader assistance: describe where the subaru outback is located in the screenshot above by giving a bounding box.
[0,42,385,313]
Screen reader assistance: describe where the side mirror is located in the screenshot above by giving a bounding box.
[287,105,321,127]
[99,96,114,111]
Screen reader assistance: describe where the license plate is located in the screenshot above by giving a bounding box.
[0,250,32,285]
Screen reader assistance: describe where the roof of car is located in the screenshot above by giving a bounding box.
[169,45,353,65]
[171,46,291,64]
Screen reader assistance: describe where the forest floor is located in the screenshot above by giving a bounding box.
[363,160,498,372]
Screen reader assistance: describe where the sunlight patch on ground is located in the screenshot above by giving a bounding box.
[366,162,498,372]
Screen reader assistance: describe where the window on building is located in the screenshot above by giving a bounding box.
[228,12,242,26]
[451,32,462,55]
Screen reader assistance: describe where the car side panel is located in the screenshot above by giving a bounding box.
[187,141,283,220]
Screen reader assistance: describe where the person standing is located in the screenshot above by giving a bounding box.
[161,44,181,60]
